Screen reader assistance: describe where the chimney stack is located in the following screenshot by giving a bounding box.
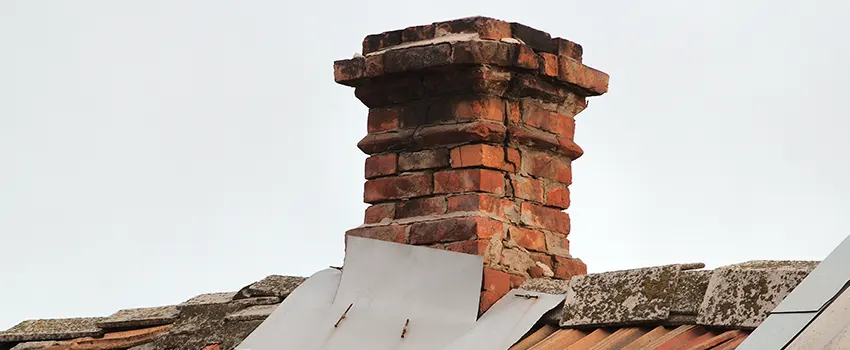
[334,16,608,313]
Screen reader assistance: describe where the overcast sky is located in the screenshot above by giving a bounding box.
[2,0,849,330]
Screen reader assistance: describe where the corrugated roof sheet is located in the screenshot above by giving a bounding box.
[512,325,749,350]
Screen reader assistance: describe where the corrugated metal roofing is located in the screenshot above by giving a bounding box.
[511,325,749,350]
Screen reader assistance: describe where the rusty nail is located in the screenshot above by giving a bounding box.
[401,318,410,338]
[334,303,353,328]
[515,294,539,299]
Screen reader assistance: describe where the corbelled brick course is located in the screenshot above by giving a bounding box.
[337,16,608,314]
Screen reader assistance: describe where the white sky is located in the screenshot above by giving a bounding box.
[2,0,849,330]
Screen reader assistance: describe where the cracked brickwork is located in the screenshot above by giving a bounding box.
[335,16,609,314]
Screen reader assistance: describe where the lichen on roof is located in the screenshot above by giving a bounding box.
[0,317,103,343]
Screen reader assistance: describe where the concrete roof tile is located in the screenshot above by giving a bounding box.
[0,318,103,343]
[96,306,179,329]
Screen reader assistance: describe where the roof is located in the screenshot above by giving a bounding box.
[740,234,850,349]
[0,258,816,350]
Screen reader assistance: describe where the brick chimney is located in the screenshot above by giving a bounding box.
[334,16,608,313]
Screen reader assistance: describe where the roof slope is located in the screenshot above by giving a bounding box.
[0,260,816,350]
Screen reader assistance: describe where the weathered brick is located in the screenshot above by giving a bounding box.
[408,216,503,244]
[357,129,415,155]
[451,41,514,66]
[365,54,384,78]
[355,75,424,108]
[529,252,554,269]
[510,275,527,289]
[508,226,546,252]
[515,44,540,70]
[450,144,510,171]
[395,196,446,219]
[521,100,576,138]
[367,106,403,133]
[552,37,583,61]
[558,57,609,96]
[511,175,544,202]
[521,150,572,184]
[365,203,395,224]
[540,52,559,77]
[507,100,520,124]
[520,202,570,234]
[398,149,449,171]
[437,239,490,258]
[364,173,433,203]
[414,121,507,149]
[483,268,512,295]
[435,17,511,40]
[554,256,587,280]
[454,97,505,122]
[510,22,554,53]
[544,231,571,258]
[545,181,570,209]
[434,168,505,195]
[401,24,435,42]
[362,30,403,55]
[507,73,573,104]
[506,147,521,170]
[446,193,511,219]
[480,291,501,315]
[346,225,407,244]
[333,57,366,86]
[384,44,452,74]
[365,153,397,179]
[423,66,510,98]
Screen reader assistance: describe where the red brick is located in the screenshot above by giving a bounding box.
[346,225,407,244]
[333,57,366,86]
[540,53,559,77]
[367,106,402,133]
[508,226,546,252]
[384,44,452,74]
[355,75,424,108]
[558,56,609,96]
[483,268,512,295]
[528,265,547,278]
[451,41,513,66]
[529,252,554,269]
[479,291,501,315]
[522,150,572,184]
[362,30,402,55]
[365,154,397,179]
[365,54,384,78]
[450,144,511,171]
[507,101,520,124]
[364,173,433,203]
[515,44,540,70]
[437,239,490,264]
[510,274,527,289]
[434,169,505,195]
[521,100,576,138]
[435,17,511,40]
[545,182,570,209]
[357,129,415,155]
[395,196,446,219]
[552,37,583,61]
[408,216,503,244]
[446,193,509,220]
[506,147,521,169]
[364,203,395,224]
[454,97,505,122]
[202,345,221,350]
[520,202,570,234]
[511,175,544,202]
[413,121,507,150]
[398,149,449,171]
[544,231,571,257]
[402,24,435,42]
[554,257,587,280]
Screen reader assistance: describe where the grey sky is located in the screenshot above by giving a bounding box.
[1,1,848,330]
